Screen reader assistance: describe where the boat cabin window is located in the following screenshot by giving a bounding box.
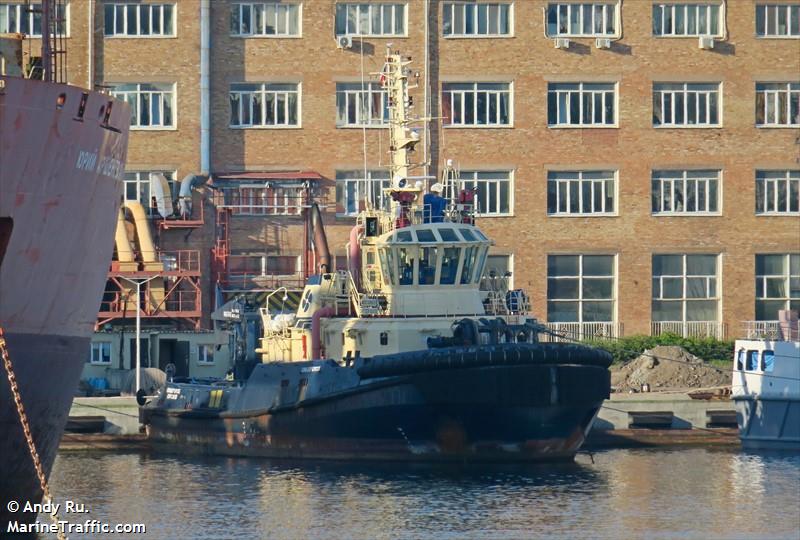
[380,247,397,286]
[396,230,413,242]
[398,247,414,285]
[416,229,436,243]
[459,228,477,241]
[736,349,745,371]
[746,350,760,372]
[419,247,438,285]
[441,247,461,284]
[461,246,478,284]
[439,228,459,242]
[761,350,775,373]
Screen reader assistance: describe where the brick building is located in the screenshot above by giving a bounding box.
[4,0,798,364]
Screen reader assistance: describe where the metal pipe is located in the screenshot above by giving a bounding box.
[310,203,331,273]
[311,306,335,359]
[200,0,210,174]
[87,0,93,89]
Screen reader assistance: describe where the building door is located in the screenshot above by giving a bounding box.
[173,340,190,378]
[158,339,177,372]
[129,338,149,369]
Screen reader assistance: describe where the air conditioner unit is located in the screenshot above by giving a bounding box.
[698,36,714,49]
[336,35,353,49]
[595,38,611,49]
[554,38,570,49]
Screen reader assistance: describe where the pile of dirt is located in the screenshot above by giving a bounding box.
[610,345,730,392]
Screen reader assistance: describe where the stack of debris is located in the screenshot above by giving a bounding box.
[610,345,730,393]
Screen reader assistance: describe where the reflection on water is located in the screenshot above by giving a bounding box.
[47,449,800,540]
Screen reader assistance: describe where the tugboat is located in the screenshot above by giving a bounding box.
[732,311,800,449]
[141,50,611,462]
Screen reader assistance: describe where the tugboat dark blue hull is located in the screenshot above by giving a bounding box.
[144,349,611,462]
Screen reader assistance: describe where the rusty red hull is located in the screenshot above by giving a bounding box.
[0,76,129,528]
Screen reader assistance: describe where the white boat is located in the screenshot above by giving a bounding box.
[732,314,800,449]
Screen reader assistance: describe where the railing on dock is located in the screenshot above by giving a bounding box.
[650,321,727,339]
[541,322,624,342]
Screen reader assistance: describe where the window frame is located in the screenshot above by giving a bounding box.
[441,81,513,128]
[229,2,302,38]
[103,3,176,38]
[547,82,618,128]
[335,170,392,217]
[0,2,69,37]
[545,2,618,37]
[756,170,800,215]
[755,4,800,38]
[755,253,800,320]
[456,170,514,217]
[197,344,215,365]
[123,171,177,209]
[653,82,722,128]
[334,3,407,37]
[652,3,723,38]
[547,170,617,217]
[229,82,302,129]
[442,2,514,38]
[335,82,389,128]
[651,169,721,215]
[110,83,177,130]
[89,342,112,365]
[651,254,721,323]
[755,82,800,128]
[546,254,617,324]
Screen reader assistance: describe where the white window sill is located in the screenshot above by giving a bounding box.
[443,124,514,129]
[755,35,800,39]
[104,35,177,39]
[547,124,618,129]
[549,34,616,39]
[755,211,800,216]
[336,124,389,129]
[229,125,302,130]
[652,212,722,217]
[547,212,618,217]
[229,34,302,39]
[443,34,514,39]
[653,125,723,129]
[755,124,800,129]
[130,126,177,131]
[89,362,112,366]
[653,34,723,39]
[335,33,408,39]
[196,362,215,366]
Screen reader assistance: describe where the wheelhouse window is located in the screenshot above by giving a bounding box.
[456,171,513,216]
[104,3,175,37]
[755,254,800,320]
[756,4,800,37]
[547,83,616,127]
[443,2,512,37]
[756,170,800,214]
[123,171,176,208]
[652,254,719,323]
[755,83,800,127]
[336,83,388,127]
[547,255,615,324]
[651,170,720,214]
[547,171,616,216]
[110,83,175,129]
[197,344,215,364]
[0,2,67,36]
[334,3,405,36]
[230,2,301,36]
[442,82,512,126]
[652,3,721,37]
[335,170,391,216]
[546,3,617,36]
[653,83,720,127]
[229,83,300,127]
[88,342,111,365]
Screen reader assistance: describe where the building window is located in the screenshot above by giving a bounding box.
[755,83,800,127]
[104,3,174,37]
[652,3,721,37]
[229,83,300,127]
[442,82,512,126]
[651,170,720,214]
[652,254,719,323]
[756,170,800,214]
[223,185,303,216]
[454,171,513,216]
[546,3,616,37]
[230,2,301,36]
[443,2,512,37]
[334,3,405,36]
[336,83,388,127]
[123,171,176,209]
[335,170,391,216]
[756,4,800,37]
[547,83,616,127]
[547,255,615,324]
[547,171,616,216]
[0,2,67,36]
[755,254,800,320]
[110,83,175,129]
[88,342,112,365]
[197,344,215,364]
[653,83,720,127]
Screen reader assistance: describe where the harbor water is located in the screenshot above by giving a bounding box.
[44,448,799,539]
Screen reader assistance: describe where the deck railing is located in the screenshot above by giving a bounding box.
[650,321,727,339]
[740,320,800,340]
[541,322,623,343]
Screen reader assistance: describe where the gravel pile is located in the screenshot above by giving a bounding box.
[610,345,730,392]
